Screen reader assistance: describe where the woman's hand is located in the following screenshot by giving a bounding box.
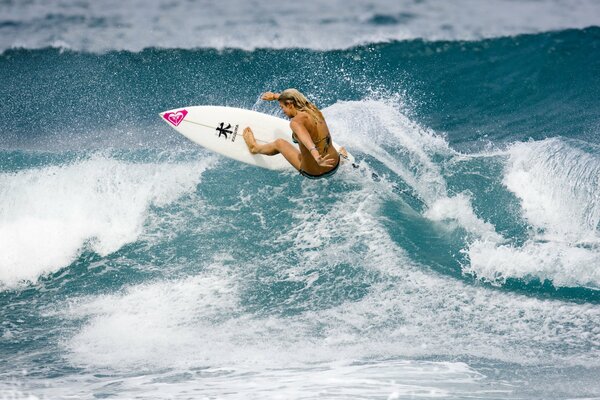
[261,91,279,101]
[314,153,337,168]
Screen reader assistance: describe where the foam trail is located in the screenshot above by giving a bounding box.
[326,99,450,202]
[325,99,501,242]
[0,154,214,288]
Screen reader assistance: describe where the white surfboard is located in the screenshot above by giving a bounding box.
[159,106,354,171]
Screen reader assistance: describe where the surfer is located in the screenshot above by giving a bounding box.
[243,88,344,179]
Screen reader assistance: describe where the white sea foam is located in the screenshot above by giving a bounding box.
[465,138,600,288]
[66,270,239,369]
[325,98,501,243]
[1,0,598,52]
[327,100,600,289]
[4,359,497,399]
[56,179,600,400]
[0,154,213,288]
[504,139,600,239]
[325,98,452,203]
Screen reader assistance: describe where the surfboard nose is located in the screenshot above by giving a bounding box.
[161,109,189,127]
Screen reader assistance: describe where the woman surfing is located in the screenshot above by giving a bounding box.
[243,88,345,179]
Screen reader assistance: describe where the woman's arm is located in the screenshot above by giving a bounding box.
[290,120,336,168]
[261,91,280,101]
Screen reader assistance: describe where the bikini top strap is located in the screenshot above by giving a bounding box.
[314,134,331,153]
[293,118,331,153]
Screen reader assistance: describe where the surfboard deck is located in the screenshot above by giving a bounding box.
[159,106,354,171]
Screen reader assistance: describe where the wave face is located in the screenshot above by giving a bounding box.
[1,0,599,51]
[1,22,600,400]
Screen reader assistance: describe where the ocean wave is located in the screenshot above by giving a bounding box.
[0,153,214,288]
[326,99,600,290]
[2,97,598,293]
[464,138,600,289]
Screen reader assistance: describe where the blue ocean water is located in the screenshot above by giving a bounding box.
[1,1,600,399]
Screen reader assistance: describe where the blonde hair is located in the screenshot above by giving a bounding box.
[278,88,324,123]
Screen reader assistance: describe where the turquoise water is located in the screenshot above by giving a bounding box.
[1,3,600,399]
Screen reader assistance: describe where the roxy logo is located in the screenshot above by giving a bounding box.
[163,109,188,126]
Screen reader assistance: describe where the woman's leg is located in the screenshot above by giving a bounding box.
[243,127,302,171]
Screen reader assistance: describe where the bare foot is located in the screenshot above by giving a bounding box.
[243,127,258,154]
[338,146,349,159]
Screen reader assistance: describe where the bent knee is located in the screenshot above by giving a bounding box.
[274,138,288,148]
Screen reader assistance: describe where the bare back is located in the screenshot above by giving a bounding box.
[293,112,340,175]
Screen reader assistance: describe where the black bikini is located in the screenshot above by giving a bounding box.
[291,131,331,150]
[299,155,341,179]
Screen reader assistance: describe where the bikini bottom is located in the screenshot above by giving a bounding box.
[299,156,340,179]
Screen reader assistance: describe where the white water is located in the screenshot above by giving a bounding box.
[466,139,600,288]
[0,154,213,287]
[327,99,600,289]
[39,170,600,398]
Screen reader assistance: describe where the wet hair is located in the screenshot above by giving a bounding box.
[278,88,324,123]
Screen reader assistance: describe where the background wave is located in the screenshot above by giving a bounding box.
[1,27,599,151]
[1,0,599,51]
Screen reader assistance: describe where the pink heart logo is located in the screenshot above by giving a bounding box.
[163,109,188,126]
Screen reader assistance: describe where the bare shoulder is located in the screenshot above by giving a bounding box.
[295,112,311,122]
[290,113,309,127]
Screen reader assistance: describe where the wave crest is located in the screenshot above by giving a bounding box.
[0,153,213,288]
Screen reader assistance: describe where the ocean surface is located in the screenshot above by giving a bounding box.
[1,0,600,399]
